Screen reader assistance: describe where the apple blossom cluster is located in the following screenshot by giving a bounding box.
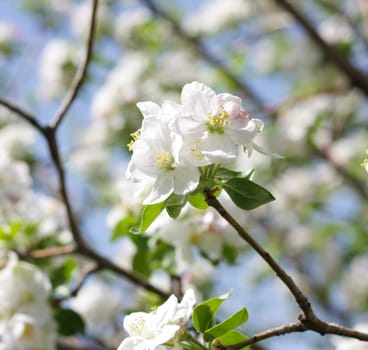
[127,81,264,205]
[117,288,195,350]
[0,254,56,349]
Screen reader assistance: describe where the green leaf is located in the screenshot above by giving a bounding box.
[216,167,244,181]
[201,290,232,314]
[111,214,139,241]
[165,194,187,219]
[192,304,214,333]
[130,201,165,234]
[222,244,238,264]
[188,192,208,209]
[132,246,150,277]
[50,258,77,288]
[165,193,186,206]
[166,205,183,218]
[54,308,85,336]
[204,307,248,341]
[193,291,232,332]
[211,330,248,350]
[223,178,275,210]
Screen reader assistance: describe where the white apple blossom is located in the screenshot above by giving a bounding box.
[0,313,56,350]
[184,0,252,35]
[69,279,123,347]
[68,145,111,181]
[118,289,195,350]
[0,254,52,321]
[0,254,56,350]
[175,81,263,165]
[38,39,81,99]
[127,101,200,204]
[107,172,154,230]
[0,154,31,214]
[318,16,352,44]
[0,123,35,159]
[114,7,151,42]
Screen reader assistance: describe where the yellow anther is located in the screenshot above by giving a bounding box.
[19,322,35,340]
[127,129,141,152]
[191,142,204,161]
[207,105,230,133]
[156,151,174,170]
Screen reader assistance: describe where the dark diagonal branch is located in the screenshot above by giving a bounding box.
[50,0,98,130]
[273,0,368,97]
[316,0,368,53]
[204,189,315,320]
[0,98,44,133]
[205,190,368,347]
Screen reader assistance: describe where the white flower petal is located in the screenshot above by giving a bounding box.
[144,173,174,205]
[137,101,161,120]
[181,81,217,118]
[172,167,200,195]
[173,289,196,322]
[200,133,238,164]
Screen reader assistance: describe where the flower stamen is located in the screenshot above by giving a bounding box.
[206,105,230,134]
[156,151,175,170]
[127,129,141,152]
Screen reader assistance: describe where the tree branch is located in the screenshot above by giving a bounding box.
[314,144,368,198]
[205,190,368,346]
[316,0,368,53]
[26,245,76,258]
[273,0,368,96]
[43,126,169,298]
[204,189,315,320]
[0,0,170,300]
[217,322,305,349]
[50,0,98,130]
[0,97,44,133]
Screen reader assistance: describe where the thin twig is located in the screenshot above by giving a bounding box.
[0,97,44,133]
[50,0,98,130]
[273,0,368,96]
[27,245,76,258]
[216,322,305,349]
[57,338,111,350]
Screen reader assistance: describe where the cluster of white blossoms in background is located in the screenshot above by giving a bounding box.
[0,254,56,350]
[127,81,264,204]
[69,279,124,347]
[0,145,71,250]
[147,196,245,270]
[38,39,81,99]
[117,289,195,350]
